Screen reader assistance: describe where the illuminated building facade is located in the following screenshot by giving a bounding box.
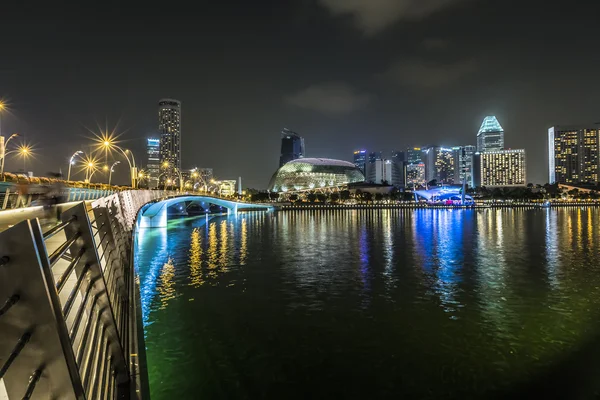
[476,149,526,187]
[422,146,456,184]
[367,159,393,184]
[453,145,476,187]
[548,125,600,184]
[279,128,305,167]
[353,150,367,176]
[477,116,504,152]
[146,138,160,188]
[406,163,426,187]
[158,98,182,170]
[269,158,365,192]
[406,147,422,165]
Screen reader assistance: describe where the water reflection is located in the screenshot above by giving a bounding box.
[135,209,600,400]
[189,228,203,288]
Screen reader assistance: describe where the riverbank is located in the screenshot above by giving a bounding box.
[275,201,600,210]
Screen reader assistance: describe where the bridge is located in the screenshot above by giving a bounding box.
[138,195,273,228]
[0,190,272,399]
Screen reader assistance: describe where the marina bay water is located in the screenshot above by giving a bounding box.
[134,208,600,399]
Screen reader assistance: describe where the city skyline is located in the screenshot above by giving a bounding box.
[1,1,600,187]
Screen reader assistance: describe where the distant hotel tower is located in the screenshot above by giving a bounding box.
[477,116,504,152]
[158,99,182,170]
[473,149,526,187]
[548,124,600,184]
[279,128,304,167]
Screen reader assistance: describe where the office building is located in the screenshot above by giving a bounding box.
[391,150,406,187]
[158,98,182,170]
[477,116,504,152]
[474,149,527,187]
[146,138,160,188]
[406,163,426,188]
[453,145,476,187]
[406,147,422,165]
[548,124,600,184]
[422,146,456,184]
[367,159,393,185]
[279,128,305,167]
[353,150,367,176]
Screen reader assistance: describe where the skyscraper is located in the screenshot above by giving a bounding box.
[391,150,406,187]
[453,145,476,187]
[477,116,504,152]
[146,138,160,188]
[548,124,600,184]
[406,163,426,188]
[406,147,422,165]
[367,159,393,184]
[474,149,527,187]
[158,98,182,170]
[422,146,456,184]
[366,151,383,183]
[353,150,367,176]
[279,128,304,167]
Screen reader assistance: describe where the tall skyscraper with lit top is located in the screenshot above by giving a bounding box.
[279,128,304,167]
[158,98,182,170]
[477,116,504,152]
[353,150,367,176]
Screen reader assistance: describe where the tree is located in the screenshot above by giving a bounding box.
[374,193,384,201]
[289,194,299,202]
[428,179,438,187]
[316,193,327,203]
[330,193,340,203]
[340,190,351,200]
[307,192,317,203]
[362,192,373,203]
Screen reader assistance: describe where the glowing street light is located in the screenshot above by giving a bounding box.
[108,160,120,186]
[67,150,84,181]
[1,133,19,181]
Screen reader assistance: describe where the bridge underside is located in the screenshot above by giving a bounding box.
[138,196,272,228]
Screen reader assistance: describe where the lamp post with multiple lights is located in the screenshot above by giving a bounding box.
[101,139,137,188]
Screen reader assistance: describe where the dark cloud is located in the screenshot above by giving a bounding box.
[318,0,468,35]
[285,83,371,115]
[379,58,478,89]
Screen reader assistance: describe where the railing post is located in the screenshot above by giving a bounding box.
[60,202,131,394]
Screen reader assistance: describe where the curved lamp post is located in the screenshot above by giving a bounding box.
[108,161,120,186]
[1,133,19,181]
[67,150,84,181]
[102,140,137,188]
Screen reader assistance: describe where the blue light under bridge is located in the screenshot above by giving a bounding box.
[138,195,273,228]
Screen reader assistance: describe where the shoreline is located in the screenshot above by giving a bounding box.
[275,202,600,210]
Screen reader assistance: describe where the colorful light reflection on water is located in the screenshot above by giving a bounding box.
[135,209,600,399]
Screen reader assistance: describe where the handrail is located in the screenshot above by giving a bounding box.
[48,231,81,267]
[43,215,77,240]
[0,332,31,379]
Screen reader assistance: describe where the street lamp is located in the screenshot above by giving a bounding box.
[1,133,19,181]
[108,161,120,186]
[104,140,137,188]
[85,161,95,182]
[67,150,84,181]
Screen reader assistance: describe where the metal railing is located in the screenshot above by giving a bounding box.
[0,190,172,399]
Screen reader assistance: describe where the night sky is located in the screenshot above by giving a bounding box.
[1,1,599,188]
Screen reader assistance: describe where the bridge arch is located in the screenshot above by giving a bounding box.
[138,195,272,228]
